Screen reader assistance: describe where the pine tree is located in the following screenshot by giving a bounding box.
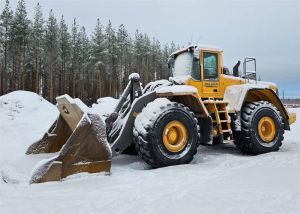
[77,26,90,99]
[32,3,44,94]
[150,38,161,80]
[11,0,30,90]
[144,34,151,84]
[121,36,134,89]
[162,44,170,79]
[45,9,59,102]
[58,15,70,95]
[91,18,106,62]
[70,18,80,97]
[134,30,143,78]
[24,21,34,91]
[0,0,13,94]
[91,18,106,99]
[116,24,129,89]
[105,20,117,97]
[170,41,176,53]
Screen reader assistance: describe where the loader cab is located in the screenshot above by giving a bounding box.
[169,45,223,98]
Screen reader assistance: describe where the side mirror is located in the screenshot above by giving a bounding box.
[233,60,241,77]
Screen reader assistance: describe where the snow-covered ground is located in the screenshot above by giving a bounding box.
[0,91,299,214]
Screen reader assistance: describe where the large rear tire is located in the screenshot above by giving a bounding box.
[133,98,200,168]
[234,101,284,154]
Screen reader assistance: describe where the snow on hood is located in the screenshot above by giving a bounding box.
[249,79,277,88]
[223,74,277,89]
[155,85,198,94]
[169,75,190,84]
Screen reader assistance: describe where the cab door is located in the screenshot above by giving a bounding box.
[200,51,222,98]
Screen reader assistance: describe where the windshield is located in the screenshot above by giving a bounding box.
[172,52,193,77]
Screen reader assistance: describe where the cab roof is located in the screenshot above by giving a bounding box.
[169,44,222,58]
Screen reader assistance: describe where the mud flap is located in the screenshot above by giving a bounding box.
[27,95,112,183]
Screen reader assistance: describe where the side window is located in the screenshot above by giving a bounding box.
[192,57,200,80]
[203,52,218,80]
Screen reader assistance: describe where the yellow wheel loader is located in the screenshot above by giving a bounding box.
[27,45,296,183]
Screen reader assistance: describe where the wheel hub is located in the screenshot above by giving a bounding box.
[258,116,276,143]
[163,120,188,153]
[167,127,178,144]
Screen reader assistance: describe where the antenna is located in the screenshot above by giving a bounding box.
[188,35,194,45]
[195,36,202,45]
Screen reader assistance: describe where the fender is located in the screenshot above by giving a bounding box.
[156,85,211,145]
[155,85,209,117]
[223,84,290,130]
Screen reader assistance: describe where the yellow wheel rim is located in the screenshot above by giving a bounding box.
[258,116,276,143]
[162,120,188,153]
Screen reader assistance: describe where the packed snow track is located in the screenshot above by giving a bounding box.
[0,91,299,214]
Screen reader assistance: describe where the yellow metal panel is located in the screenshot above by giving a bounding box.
[221,74,244,90]
[188,50,224,99]
[288,112,296,125]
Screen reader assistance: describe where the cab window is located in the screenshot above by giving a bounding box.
[192,57,201,80]
[203,52,218,80]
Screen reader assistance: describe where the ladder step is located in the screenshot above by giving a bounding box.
[220,120,230,123]
[203,100,228,104]
[222,129,232,133]
[212,120,230,123]
[223,140,234,144]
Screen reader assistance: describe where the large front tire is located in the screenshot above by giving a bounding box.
[234,101,284,154]
[133,98,200,168]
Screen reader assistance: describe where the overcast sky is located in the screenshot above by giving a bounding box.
[2,0,300,98]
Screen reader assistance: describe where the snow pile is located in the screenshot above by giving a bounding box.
[0,91,58,159]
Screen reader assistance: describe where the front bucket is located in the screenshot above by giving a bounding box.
[26,115,73,154]
[27,95,112,183]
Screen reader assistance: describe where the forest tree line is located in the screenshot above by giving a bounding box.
[0,0,178,104]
